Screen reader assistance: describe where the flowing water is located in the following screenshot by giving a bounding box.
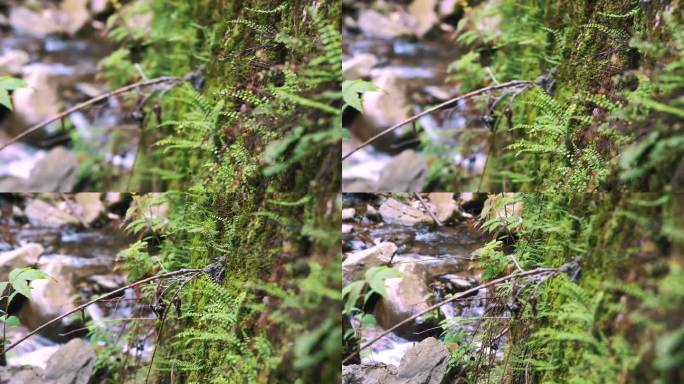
[343,201,490,366]
[342,7,490,191]
[0,9,137,189]
[0,202,152,369]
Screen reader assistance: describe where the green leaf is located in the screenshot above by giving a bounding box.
[365,266,402,298]
[342,280,365,315]
[360,313,377,326]
[342,128,351,140]
[0,76,27,111]
[0,77,26,91]
[8,267,49,299]
[342,80,378,113]
[0,315,20,327]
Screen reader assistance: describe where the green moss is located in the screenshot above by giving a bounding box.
[447,0,684,192]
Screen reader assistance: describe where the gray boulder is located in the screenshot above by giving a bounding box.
[343,242,398,285]
[342,337,451,384]
[0,338,95,384]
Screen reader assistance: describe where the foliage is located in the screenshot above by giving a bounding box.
[110,190,341,383]
[0,76,26,111]
[342,79,378,113]
[1,267,49,347]
[444,0,684,192]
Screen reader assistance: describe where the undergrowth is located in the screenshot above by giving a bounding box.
[447,193,684,383]
[107,192,341,383]
[444,0,684,192]
[91,0,342,382]
[99,0,341,193]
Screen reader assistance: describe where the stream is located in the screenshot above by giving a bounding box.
[343,194,490,367]
[342,1,490,192]
[0,194,150,372]
[0,2,139,191]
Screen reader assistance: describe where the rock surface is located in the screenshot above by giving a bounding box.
[0,338,96,384]
[342,208,357,221]
[363,72,409,129]
[427,193,460,223]
[24,199,80,227]
[343,242,398,285]
[393,337,450,384]
[27,147,79,192]
[377,151,427,192]
[73,193,105,225]
[18,262,80,338]
[342,338,450,384]
[0,49,30,76]
[0,243,44,281]
[343,53,379,80]
[378,198,431,226]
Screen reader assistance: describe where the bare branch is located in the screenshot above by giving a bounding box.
[0,76,181,153]
[1,268,202,355]
[342,267,559,365]
[341,80,534,161]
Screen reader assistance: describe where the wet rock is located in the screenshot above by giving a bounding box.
[24,199,80,227]
[27,147,78,192]
[43,338,95,383]
[427,193,461,223]
[437,274,478,290]
[0,366,44,384]
[0,176,29,191]
[377,150,427,192]
[374,260,436,340]
[0,338,96,384]
[87,274,125,291]
[59,0,91,35]
[39,254,113,279]
[357,10,412,39]
[11,65,61,131]
[342,363,397,384]
[343,338,450,384]
[366,204,381,221]
[343,208,357,221]
[0,142,46,180]
[0,243,44,281]
[90,0,109,15]
[342,224,354,234]
[7,344,60,370]
[363,71,409,129]
[393,337,450,384]
[343,53,378,80]
[8,7,62,37]
[408,0,439,38]
[0,49,30,76]
[73,193,105,225]
[343,242,398,285]
[18,262,81,339]
[439,0,461,17]
[378,197,431,226]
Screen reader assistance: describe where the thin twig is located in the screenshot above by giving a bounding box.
[341,267,558,365]
[486,67,500,85]
[414,193,444,226]
[0,76,181,153]
[341,80,533,161]
[0,268,201,355]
